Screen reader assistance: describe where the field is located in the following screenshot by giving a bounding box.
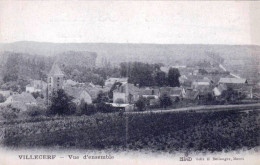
[1,110,260,153]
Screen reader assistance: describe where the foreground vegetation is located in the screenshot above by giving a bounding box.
[1,110,259,153]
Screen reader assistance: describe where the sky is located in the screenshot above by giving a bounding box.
[0,1,259,45]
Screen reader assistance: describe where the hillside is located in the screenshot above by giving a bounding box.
[1,41,260,67]
[57,51,97,68]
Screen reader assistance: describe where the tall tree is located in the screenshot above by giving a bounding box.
[77,99,96,116]
[49,89,76,115]
[3,54,20,82]
[168,68,181,87]
[155,71,167,86]
[159,94,172,109]
[121,62,156,87]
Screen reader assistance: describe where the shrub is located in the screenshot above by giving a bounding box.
[135,97,147,111]
[0,105,19,120]
[31,92,44,99]
[77,100,97,116]
[85,104,96,115]
[96,102,115,113]
[24,106,46,117]
[159,94,172,109]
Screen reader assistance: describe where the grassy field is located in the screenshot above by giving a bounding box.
[1,109,260,153]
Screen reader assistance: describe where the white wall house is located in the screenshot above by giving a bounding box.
[26,80,47,93]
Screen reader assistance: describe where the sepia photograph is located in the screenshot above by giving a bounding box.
[0,0,259,165]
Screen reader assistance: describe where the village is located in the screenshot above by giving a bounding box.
[1,0,260,159]
[0,56,259,117]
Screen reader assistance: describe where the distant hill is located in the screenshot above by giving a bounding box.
[1,41,259,66]
[57,51,97,68]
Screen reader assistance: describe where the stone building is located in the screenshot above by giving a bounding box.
[46,63,65,105]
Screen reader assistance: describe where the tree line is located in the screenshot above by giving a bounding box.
[0,53,181,93]
[120,62,180,87]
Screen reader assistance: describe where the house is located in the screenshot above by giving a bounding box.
[138,88,160,106]
[84,83,110,100]
[192,77,213,89]
[64,86,92,105]
[236,86,253,99]
[182,75,205,87]
[159,87,174,96]
[190,77,214,98]
[64,79,79,87]
[218,78,248,88]
[159,87,186,101]
[184,89,199,100]
[26,80,47,93]
[170,87,186,98]
[213,84,227,97]
[218,77,251,97]
[113,83,141,104]
[139,88,160,99]
[179,75,188,84]
[4,92,37,111]
[196,87,214,100]
[105,77,128,87]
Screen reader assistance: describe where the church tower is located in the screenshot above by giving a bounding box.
[46,63,64,105]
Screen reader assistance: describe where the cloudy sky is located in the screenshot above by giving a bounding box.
[0,1,259,45]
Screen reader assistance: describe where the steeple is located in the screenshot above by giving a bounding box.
[48,62,64,76]
[46,62,65,105]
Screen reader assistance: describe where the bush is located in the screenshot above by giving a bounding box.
[31,92,44,99]
[24,106,46,117]
[0,105,19,120]
[135,97,147,111]
[96,102,115,113]
[77,100,97,116]
[85,104,96,115]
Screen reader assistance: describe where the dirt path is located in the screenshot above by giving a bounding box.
[126,103,260,114]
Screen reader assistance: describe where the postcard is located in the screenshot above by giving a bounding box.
[0,1,259,165]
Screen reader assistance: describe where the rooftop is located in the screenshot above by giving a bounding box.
[9,92,37,103]
[219,78,247,84]
[48,63,64,76]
